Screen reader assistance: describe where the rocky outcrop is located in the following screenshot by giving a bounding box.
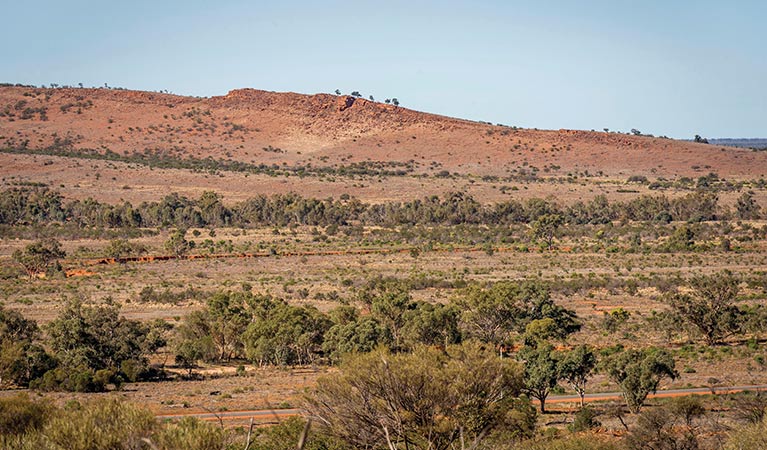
[337,96,355,112]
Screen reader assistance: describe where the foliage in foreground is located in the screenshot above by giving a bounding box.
[305,342,531,450]
[1,392,766,449]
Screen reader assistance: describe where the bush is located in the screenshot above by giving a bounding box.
[725,419,767,450]
[251,416,349,450]
[0,394,50,435]
[569,406,601,432]
[43,399,155,450]
[487,434,620,450]
[30,366,108,393]
[305,342,524,449]
[153,417,225,450]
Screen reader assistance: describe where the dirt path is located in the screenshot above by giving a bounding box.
[155,384,767,423]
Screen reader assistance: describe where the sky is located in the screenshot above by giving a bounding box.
[1,0,765,138]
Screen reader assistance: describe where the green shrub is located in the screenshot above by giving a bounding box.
[30,366,107,392]
[569,406,601,432]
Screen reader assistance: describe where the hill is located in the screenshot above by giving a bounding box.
[0,85,765,204]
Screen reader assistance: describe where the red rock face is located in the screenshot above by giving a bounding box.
[337,96,355,112]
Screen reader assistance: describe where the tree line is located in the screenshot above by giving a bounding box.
[1,187,762,230]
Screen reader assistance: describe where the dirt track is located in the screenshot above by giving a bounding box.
[155,384,767,424]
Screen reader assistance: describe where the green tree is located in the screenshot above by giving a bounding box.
[197,191,230,226]
[558,345,597,408]
[455,281,579,349]
[455,282,524,348]
[322,316,392,361]
[602,308,631,334]
[520,342,560,413]
[173,337,214,377]
[244,301,331,366]
[12,238,65,279]
[370,291,414,349]
[43,299,163,390]
[668,271,743,345]
[0,306,56,388]
[175,291,251,363]
[601,348,678,413]
[400,302,461,350]
[530,214,564,250]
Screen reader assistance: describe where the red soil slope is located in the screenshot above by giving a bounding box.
[0,86,764,179]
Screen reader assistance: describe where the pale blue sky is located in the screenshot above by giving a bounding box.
[1,1,764,138]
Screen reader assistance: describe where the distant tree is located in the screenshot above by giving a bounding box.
[668,271,744,345]
[630,128,642,136]
[392,98,400,106]
[322,316,391,361]
[736,191,761,220]
[530,214,564,250]
[455,283,524,347]
[350,91,361,98]
[456,281,579,350]
[667,225,695,250]
[602,308,631,334]
[104,239,146,259]
[243,300,331,366]
[175,291,251,363]
[334,89,341,95]
[601,348,678,413]
[173,337,214,377]
[385,99,391,104]
[164,228,194,257]
[694,134,709,144]
[400,302,461,350]
[197,191,230,226]
[368,95,375,101]
[12,239,65,280]
[558,345,597,408]
[522,318,560,347]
